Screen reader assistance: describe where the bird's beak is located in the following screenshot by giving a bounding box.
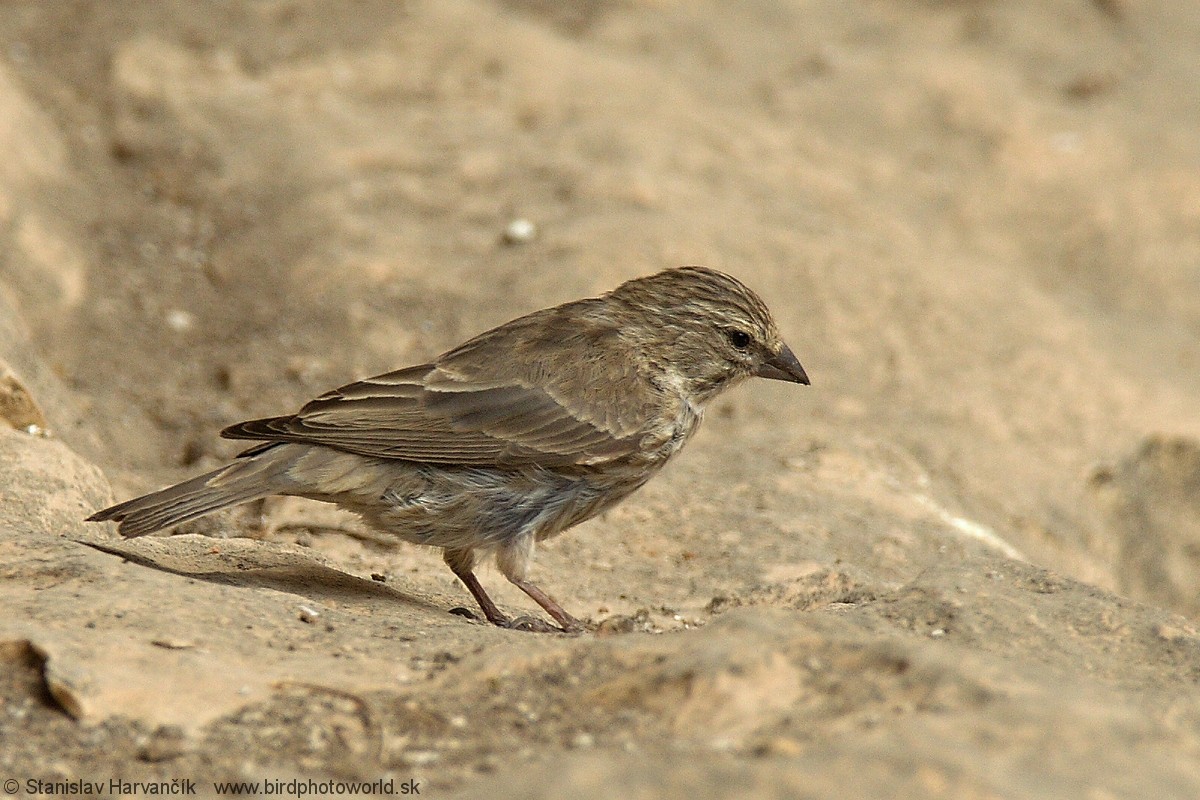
[756,344,809,385]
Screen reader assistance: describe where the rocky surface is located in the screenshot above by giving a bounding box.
[2,2,1200,798]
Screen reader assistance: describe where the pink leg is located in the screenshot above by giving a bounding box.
[507,576,584,632]
[442,548,510,626]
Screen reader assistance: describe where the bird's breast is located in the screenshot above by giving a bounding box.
[635,399,702,465]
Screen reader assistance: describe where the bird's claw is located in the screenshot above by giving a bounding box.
[447,606,567,633]
[502,614,566,634]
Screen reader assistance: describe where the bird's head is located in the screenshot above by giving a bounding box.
[609,266,809,405]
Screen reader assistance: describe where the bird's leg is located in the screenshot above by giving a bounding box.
[442,548,510,627]
[496,535,586,633]
[506,576,585,633]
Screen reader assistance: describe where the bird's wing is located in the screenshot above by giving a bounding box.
[221,362,650,468]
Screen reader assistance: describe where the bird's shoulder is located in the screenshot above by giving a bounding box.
[436,299,670,437]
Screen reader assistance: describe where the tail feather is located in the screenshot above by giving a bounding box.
[87,445,294,537]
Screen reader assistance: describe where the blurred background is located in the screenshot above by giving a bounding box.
[2,1,1200,796]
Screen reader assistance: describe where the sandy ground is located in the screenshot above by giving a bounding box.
[3,1,1200,797]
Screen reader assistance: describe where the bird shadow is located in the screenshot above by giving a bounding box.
[71,535,447,617]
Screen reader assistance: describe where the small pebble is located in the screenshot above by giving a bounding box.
[151,638,196,650]
[502,218,537,244]
[298,606,321,623]
[166,309,194,332]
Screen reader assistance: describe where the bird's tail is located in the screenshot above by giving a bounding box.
[87,444,296,538]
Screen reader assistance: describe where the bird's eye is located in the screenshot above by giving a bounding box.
[726,329,751,350]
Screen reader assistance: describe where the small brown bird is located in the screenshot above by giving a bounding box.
[89,266,808,632]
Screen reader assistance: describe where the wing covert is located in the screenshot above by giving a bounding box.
[221,363,645,467]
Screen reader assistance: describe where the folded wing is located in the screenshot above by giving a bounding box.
[222,363,645,468]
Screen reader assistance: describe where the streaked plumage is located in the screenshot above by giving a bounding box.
[88,266,809,632]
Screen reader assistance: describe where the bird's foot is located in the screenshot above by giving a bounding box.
[501,615,566,634]
[448,606,572,633]
[547,613,590,634]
